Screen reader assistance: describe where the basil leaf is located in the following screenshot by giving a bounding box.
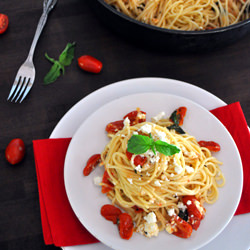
[44,42,76,85]
[170,110,180,125]
[59,42,76,66]
[167,124,185,134]
[154,140,180,156]
[43,61,64,85]
[127,135,153,154]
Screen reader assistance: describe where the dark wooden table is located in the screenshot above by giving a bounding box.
[1,0,250,250]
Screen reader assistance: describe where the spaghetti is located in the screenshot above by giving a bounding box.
[104,0,250,31]
[84,108,225,239]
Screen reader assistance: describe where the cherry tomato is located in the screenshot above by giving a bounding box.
[101,204,122,224]
[126,150,147,166]
[118,213,134,240]
[170,215,193,238]
[198,141,221,152]
[5,138,25,165]
[170,107,187,126]
[106,120,124,134]
[83,154,101,176]
[101,170,114,193]
[123,110,146,125]
[176,107,187,126]
[132,205,143,213]
[78,55,103,73]
[182,196,205,230]
[0,14,8,34]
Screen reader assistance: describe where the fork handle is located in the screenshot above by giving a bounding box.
[27,0,57,61]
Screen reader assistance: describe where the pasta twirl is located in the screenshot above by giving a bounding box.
[99,110,225,238]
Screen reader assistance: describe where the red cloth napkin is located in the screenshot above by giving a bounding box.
[33,138,99,247]
[33,102,250,247]
[210,102,250,215]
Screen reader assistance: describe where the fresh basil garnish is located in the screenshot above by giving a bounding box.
[127,134,180,157]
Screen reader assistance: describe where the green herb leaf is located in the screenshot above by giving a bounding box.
[44,42,76,85]
[127,135,153,154]
[167,124,185,134]
[43,61,64,85]
[154,140,180,156]
[59,42,76,66]
[127,134,180,157]
[170,110,180,125]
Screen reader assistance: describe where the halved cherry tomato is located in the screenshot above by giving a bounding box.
[78,55,103,73]
[118,213,134,240]
[170,107,187,126]
[105,120,124,134]
[5,138,25,165]
[182,196,205,230]
[83,154,101,176]
[0,14,9,34]
[101,204,122,224]
[198,141,220,152]
[123,110,146,125]
[126,150,147,166]
[101,170,114,193]
[170,215,193,238]
[132,205,143,213]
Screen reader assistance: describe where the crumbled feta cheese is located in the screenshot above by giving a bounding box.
[139,124,152,134]
[151,111,165,122]
[144,222,159,238]
[155,129,168,142]
[185,165,194,173]
[186,200,192,205]
[144,149,160,164]
[167,208,176,216]
[175,164,183,174]
[133,131,138,135]
[146,172,151,176]
[177,202,187,212]
[173,158,183,174]
[127,178,133,184]
[144,212,157,223]
[170,173,175,177]
[135,165,142,172]
[154,180,161,186]
[93,176,102,186]
[194,200,205,214]
[123,117,130,127]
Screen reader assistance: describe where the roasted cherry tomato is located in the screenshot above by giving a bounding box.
[106,120,124,134]
[101,204,122,224]
[132,205,143,213]
[101,170,114,193]
[78,55,103,73]
[0,14,8,34]
[170,215,193,238]
[123,110,146,125]
[118,213,134,240]
[5,138,25,165]
[170,107,187,126]
[182,196,205,230]
[198,141,220,152]
[83,154,101,176]
[126,150,147,166]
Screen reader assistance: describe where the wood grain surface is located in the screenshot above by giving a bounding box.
[0,0,250,249]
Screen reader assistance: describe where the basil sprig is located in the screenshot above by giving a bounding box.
[44,42,76,84]
[127,134,180,157]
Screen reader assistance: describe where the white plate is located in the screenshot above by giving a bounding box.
[64,92,242,250]
[50,77,249,249]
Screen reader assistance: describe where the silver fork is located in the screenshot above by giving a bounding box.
[7,0,57,103]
